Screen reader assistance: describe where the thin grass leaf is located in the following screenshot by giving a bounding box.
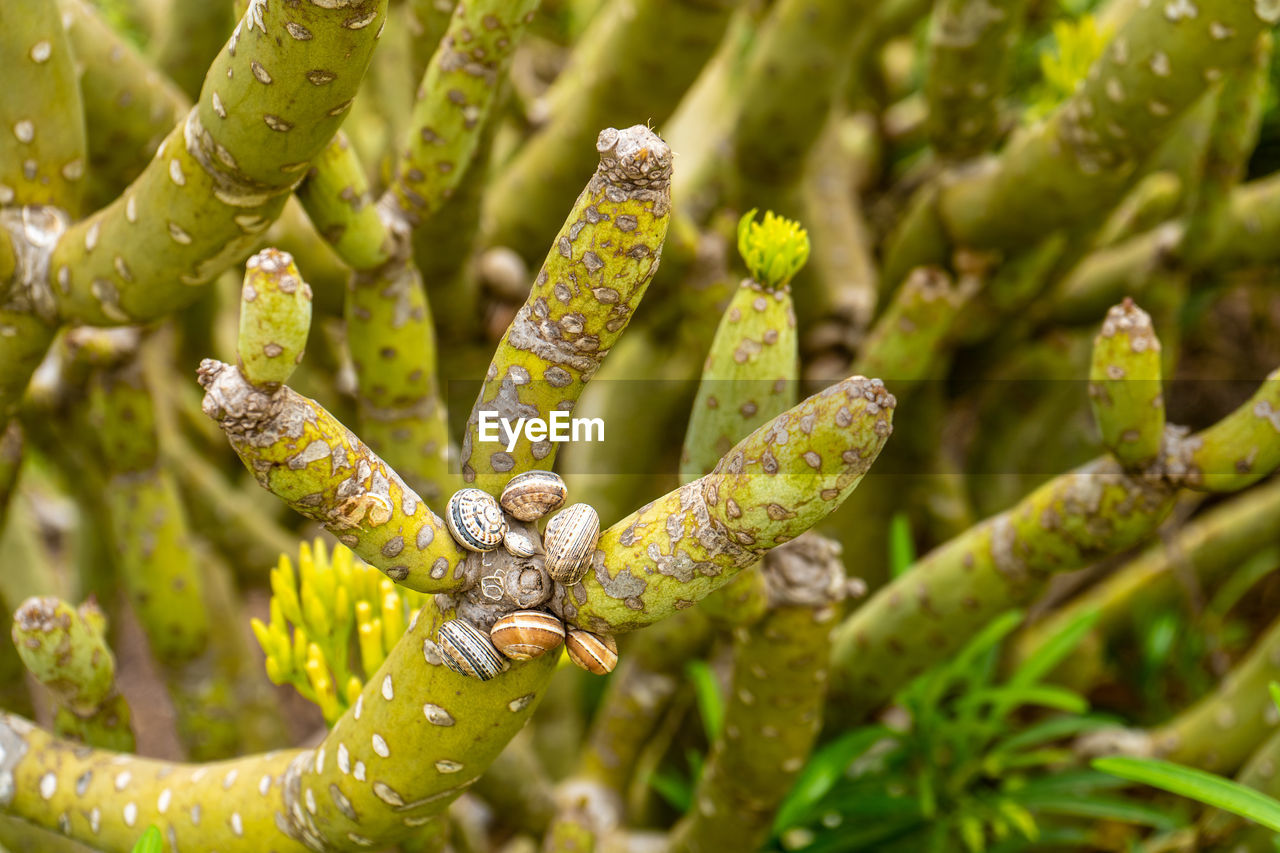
[1012,791,1181,830]
[686,660,724,741]
[773,726,895,831]
[1008,607,1100,688]
[131,826,163,853]
[889,512,916,577]
[1093,756,1280,831]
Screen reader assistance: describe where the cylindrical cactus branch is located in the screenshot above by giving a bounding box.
[828,367,1280,728]
[923,0,1029,159]
[460,125,673,494]
[1088,298,1164,469]
[295,132,391,272]
[0,594,557,851]
[482,0,734,264]
[1013,476,1280,682]
[729,0,877,198]
[1179,32,1272,269]
[57,0,190,208]
[682,210,806,625]
[202,247,467,590]
[883,0,1272,284]
[1,0,87,214]
[1051,172,1280,324]
[851,265,976,383]
[544,611,713,846]
[557,373,895,634]
[44,0,389,326]
[387,0,539,227]
[0,421,21,532]
[11,596,135,753]
[1109,609,1280,776]
[1179,367,1280,492]
[670,534,847,853]
[198,358,469,593]
[237,249,313,391]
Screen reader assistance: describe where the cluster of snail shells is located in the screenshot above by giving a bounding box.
[437,471,615,681]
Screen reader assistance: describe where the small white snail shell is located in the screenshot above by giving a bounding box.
[438,619,508,681]
[503,520,542,558]
[565,629,618,675]
[543,503,600,586]
[446,488,508,552]
[490,610,565,661]
[499,471,568,522]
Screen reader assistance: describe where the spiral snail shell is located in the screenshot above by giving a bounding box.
[446,488,508,552]
[499,471,568,522]
[543,503,600,585]
[565,629,618,675]
[503,520,542,558]
[438,619,508,681]
[490,610,565,660]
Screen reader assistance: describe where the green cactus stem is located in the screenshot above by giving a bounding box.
[387,0,539,227]
[1145,611,1280,775]
[0,0,87,213]
[0,594,555,851]
[469,732,555,836]
[1013,477,1280,685]
[460,125,673,494]
[11,596,134,752]
[197,358,470,593]
[1179,368,1280,492]
[670,534,846,853]
[852,265,976,382]
[45,0,389,327]
[295,133,390,272]
[1092,171,1182,250]
[236,249,312,391]
[883,0,1272,285]
[57,0,188,209]
[828,368,1280,728]
[558,373,894,634]
[1179,32,1272,269]
[482,0,735,265]
[729,0,878,199]
[0,421,20,533]
[924,0,1029,159]
[544,610,713,847]
[1088,298,1164,469]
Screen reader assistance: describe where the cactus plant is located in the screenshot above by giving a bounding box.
[3,0,1280,851]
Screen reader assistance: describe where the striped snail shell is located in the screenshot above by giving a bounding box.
[438,619,508,681]
[543,503,600,586]
[565,629,618,675]
[499,471,567,522]
[490,610,565,660]
[503,520,542,558]
[446,488,508,552]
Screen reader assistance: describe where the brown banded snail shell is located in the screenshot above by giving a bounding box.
[503,520,542,558]
[446,488,507,552]
[543,503,600,585]
[565,629,618,675]
[438,619,508,681]
[499,470,567,522]
[490,610,565,660]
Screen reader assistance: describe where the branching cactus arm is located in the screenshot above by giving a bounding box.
[560,375,894,634]
[884,0,1272,283]
[1088,298,1164,469]
[828,358,1280,728]
[388,0,540,226]
[47,0,389,326]
[57,0,190,208]
[199,251,467,593]
[924,0,1029,159]
[461,125,673,494]
[0,596,554,851]
[483,0,735,263]
[853,265,976,382]
[670,535,847,852]
[11,597,134,752]
[0,0,87,214]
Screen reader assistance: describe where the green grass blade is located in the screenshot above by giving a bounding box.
[1093,756,1280,831]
